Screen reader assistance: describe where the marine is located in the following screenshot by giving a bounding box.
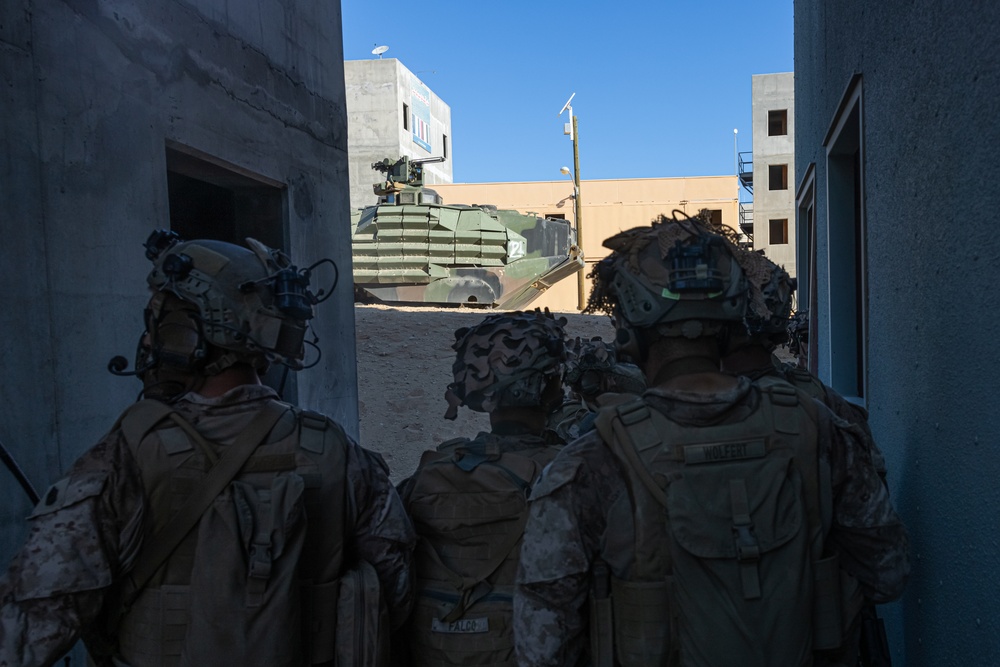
[0,231,415,666]
[398,309,568,667]
[514,213,909,666]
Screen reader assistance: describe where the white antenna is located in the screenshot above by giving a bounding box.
[558,92,576,116]
[559,92,576,139]
[372,45,389,59]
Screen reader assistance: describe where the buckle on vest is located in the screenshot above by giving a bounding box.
[732,525,760,562]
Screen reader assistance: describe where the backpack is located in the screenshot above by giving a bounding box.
[402,433,562,667]
[591,383,841,667]
[107,398,384,667]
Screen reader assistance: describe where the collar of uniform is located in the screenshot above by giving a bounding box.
[175,384,279,407]
[643,375,752,404]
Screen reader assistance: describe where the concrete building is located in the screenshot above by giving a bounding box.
[1,0,358,621]
[749,72,796,278]
[434,176,739,312]
[794,1,1000,664]
[345,59,453,210]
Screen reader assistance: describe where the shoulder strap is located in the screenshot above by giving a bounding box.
[121,400,289,605]
[594,398,669,508]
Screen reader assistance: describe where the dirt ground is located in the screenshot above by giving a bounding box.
[354,304,615,482]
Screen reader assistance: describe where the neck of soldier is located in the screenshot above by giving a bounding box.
[720,341,775,377]
[490,407,547,435]
[643,335,737,393]
[196,363,262,398]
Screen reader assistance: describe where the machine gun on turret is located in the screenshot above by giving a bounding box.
[372,156,446,199]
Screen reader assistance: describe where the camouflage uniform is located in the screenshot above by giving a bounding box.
[514,378,909,666]
[0,384,415,667]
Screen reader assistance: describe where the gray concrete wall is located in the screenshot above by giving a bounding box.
[794,1,1000,664]
[1,0,357,578]
[751,72,796,276]
[345,58,452,210]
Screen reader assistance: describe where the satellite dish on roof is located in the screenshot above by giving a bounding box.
[372,45,389,58]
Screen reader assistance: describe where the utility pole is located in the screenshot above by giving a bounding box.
[572,114,584,311]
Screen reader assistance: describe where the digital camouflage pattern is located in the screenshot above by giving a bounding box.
[444,310,568,420]
[514,379,910,666]
[0,385,415,667]
[350,157,584,309]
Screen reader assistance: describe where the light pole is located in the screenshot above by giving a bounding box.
[559,93,585,311]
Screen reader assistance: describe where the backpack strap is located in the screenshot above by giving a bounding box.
[119,400,289,607]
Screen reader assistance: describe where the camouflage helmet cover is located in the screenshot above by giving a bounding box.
[444,309,567,419]
[734,249,796,338]
[585,212,748,338]
[787,309,809,357]
[564,336,646,398]
[145,232,313,373]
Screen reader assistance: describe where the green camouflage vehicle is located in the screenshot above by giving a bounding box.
[350,156,584,309]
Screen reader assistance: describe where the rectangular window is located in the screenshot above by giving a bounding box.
[443,134,448,159]
[768,109,788,136]
[402,103,409,131]
[824,74,866,401]
[769,219,789,245]
[795,162,817,373]
[705,209,723,227]
[768,164,788,190]
[545,213,566,220]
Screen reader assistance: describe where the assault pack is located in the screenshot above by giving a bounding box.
[94,398,387,666]
[591,383,844,667]
[402,433,562,667]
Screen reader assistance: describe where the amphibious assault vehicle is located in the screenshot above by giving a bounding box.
[350,156,583,309]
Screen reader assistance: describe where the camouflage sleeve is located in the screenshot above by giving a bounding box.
[515,433,608,667]
[820,412,910,603]
[0,432,145,667]
[345,441,417,629]
[821,385,889,481]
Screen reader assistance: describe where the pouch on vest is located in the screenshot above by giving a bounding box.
[184,473,307,666]
[405,436,560,667]
[335,559,390,667]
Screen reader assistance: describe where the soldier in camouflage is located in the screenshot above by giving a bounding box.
[0,232,415,666]
[514,213,908,666]
[398,309,568,667]
[547,337,646,443]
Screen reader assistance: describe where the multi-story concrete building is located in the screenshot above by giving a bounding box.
[345,58,453,210]
[749,72,796,278]
[434,176,739,312]
[795,1,1000,664]
[1,5,358,649]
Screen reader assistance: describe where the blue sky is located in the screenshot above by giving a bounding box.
[341,1,793,184]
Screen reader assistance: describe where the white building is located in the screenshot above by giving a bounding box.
[344,59,453,209]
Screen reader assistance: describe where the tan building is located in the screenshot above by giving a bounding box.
[433,176,739,312]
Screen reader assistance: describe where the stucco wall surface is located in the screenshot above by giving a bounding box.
[794,1,1000,663]
[0,0,357,582]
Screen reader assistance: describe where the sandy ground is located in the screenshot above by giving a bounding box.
[354,304,615,481]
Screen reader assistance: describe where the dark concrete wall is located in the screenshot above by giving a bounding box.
[794,1,1000,664]
[0,0,357,576]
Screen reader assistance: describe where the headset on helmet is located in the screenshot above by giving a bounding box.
[585,212,748,359]
[443,309,567,420]
[111,230,335,400]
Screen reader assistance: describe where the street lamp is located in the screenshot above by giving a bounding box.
[559,93,585,311]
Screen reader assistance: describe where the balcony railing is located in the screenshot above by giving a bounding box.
[738,151,753,194]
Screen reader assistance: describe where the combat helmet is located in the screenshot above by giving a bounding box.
[585,212,748,358]
[564,336,646,400]
[126,230,327,399]
[787,309,809,359]
[731,248,797,349]
[444,309,567,420]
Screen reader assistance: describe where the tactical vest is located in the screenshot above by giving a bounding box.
[591,384,840,667]
[112,399,350,667]
[403,433,562,667]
